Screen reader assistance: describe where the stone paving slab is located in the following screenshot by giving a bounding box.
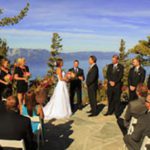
[42,104,124,150]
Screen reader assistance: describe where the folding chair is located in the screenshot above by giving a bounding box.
[124,117,138,149]
[0,139,26,150]
[29,116,45,150]
[141,136,150,150]
[127,117,137,135]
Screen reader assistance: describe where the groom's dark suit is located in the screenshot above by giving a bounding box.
[69,67,84,110]
[86,64,99,115]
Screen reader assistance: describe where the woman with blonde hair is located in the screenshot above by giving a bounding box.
[14,57,30,108]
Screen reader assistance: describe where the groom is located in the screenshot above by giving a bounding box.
[86,56,99,117]
[69,60,85,111]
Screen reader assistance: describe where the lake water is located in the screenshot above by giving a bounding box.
[29,59,150,80]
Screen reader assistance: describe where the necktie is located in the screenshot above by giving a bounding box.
[134,67,138,73]
[113,65,117,72]
[75,68,78,73]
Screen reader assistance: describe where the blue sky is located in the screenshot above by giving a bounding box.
[0,0,150,52]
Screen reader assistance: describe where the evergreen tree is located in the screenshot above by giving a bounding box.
[119,39,127,64]
[48,33,63,76]
[0,3,30,59]
[118,39,130,86]
[0,3,29,27]
[0,39,8,58]
[129,36,150,66]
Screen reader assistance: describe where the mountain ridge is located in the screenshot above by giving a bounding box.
[8,48,117,65]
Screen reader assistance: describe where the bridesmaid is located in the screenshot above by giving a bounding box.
[0,58,12,100]
[14,57,30,108]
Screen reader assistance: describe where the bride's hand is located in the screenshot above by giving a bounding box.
[63,77,69,82]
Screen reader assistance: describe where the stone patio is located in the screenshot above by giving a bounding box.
[41,103,124,150]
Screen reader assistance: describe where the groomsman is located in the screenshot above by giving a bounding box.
[69,60,85,111]
[86,56,99,117]
[105,55,124,118]
[128,58,146,101]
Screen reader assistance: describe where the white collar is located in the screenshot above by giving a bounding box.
[90,63,96,68]
[74,67,78,70]
[113,63,118,67]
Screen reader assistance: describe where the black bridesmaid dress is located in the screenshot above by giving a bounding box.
[14,66,29,93]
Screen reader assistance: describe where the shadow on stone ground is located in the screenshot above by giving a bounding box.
[40,103,124,150]
[41,119,74,150]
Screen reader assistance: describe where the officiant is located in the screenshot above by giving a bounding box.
[69,60,85,111]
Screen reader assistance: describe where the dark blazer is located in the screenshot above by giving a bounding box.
[124,112,150,150]
[148,75,150,90]
[0,109,36,150]
[86,64,99,89]
[128,66,146,87]
[106,63,124,87]
[69,68,85,88]
[124,97,147,127]
[0,101,6,112]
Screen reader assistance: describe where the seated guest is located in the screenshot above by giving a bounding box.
[125,84,148,125]
[0,88,12,112]
[124,94,150,150]
[0,95,36,150]
[117,84,148,135]
[21,91,44,133]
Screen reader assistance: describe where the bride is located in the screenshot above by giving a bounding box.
[43,58,72,119]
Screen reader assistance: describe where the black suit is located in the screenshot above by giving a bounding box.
[148,75,150,90]
[86,64,99,115]
[0,109,36,150]
[124,112,150,150]
[128,66,146,101]
[69,68,84,110]
[106,63,124,117]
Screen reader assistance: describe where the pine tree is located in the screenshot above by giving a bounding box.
[119,39,127,64]
[118,39,130,86]
[48,33,63,76]
[0,39,8,58]
[0,3,29,27]
[129,36,150,66]
[0,3,30,59]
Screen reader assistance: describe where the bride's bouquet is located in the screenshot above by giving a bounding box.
[66,71,76,80]
[4,74,13,83]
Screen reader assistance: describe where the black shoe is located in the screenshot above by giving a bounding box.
[104,112,111,116]
[88,114,97,117]
[78,105,83,110]
[87,110,92,113]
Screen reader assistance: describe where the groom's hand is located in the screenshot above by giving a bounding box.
[78,76,83,81]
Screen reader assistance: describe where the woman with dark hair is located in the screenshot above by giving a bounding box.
[43,58,72,119]
[21,91,44,133]
[0,58,12,101]
[14,57,30,108]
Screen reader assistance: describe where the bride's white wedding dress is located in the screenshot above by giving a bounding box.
[43,71,72,119]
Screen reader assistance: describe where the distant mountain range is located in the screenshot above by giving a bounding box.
[8,48,116,65]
